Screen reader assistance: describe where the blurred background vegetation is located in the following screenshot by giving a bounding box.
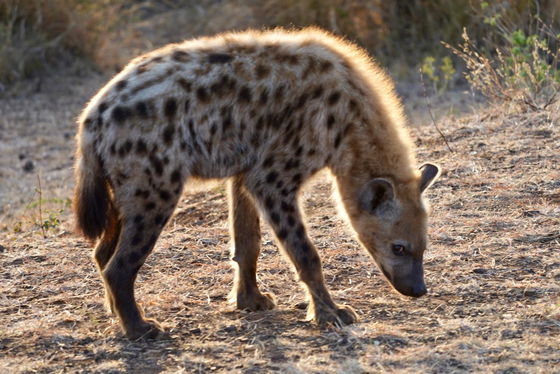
[1,0,559,106]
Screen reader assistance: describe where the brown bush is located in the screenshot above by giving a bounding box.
[0,0,124,86]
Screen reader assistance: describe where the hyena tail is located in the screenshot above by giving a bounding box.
[73,133,115,241]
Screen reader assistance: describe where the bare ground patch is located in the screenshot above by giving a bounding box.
[0,83,559,372]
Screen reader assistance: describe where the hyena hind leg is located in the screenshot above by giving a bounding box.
[93,210,122,314]
[228,176,275,311]
[93,210,122,271]
[102,195,179,340]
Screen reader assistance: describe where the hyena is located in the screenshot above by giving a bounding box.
[74,28,440,339]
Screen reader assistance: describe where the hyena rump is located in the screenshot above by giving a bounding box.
[74,28,440,339]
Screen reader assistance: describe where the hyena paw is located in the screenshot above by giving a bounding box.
[236,291,276,312]
[311,304,358,327]
[125,318,165,340]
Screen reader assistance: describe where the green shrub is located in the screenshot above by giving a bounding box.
[446,23,559,109]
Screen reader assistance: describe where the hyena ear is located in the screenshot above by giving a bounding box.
[359,178,396,215]
[419,163,440,193]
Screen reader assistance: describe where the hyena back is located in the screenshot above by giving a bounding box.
[74,28,440,339]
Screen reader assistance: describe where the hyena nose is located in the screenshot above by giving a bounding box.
[411,283,427,297]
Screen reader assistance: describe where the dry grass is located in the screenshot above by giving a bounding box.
[0,74,558,372]
[3,0,559,87]
[0,0,128,89]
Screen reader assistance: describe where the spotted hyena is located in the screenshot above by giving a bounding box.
[74,28,440,339]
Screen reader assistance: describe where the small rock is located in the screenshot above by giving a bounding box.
[0,244,5,253]
[190,327,201,335]
[18,153,26,160]
[522,210,541,217]
[472,268,487,274]
[22,160,34,173]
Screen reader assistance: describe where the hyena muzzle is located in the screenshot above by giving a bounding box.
[74,28,440,339]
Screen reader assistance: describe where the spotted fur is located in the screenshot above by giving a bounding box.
[74,27,440,339]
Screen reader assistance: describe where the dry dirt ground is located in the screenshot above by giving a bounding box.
[0,74,559,373]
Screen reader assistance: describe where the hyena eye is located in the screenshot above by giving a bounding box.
[391,244,406,256]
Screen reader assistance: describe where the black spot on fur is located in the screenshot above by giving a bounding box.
[266,171,278,184]
[118,140,133,158]
[334,132,342,148]
[292,173,302,184]
[196,87,209,103]
[271,212,280,225]
[263,156,274,168]
[154,214,164,225]
[348,99,358,113]
[255,64,270,79]
[328,92,341,105]
[159,190,171,202]
[327,114,335,129]
[296,224,305,239]
[295,93,308,110]
[140,235,157,254]
[149,155,164,176]
[135,101,149,118]
[98,102,108,115]
[136,139,148,155]
[265,197,274,210]
[163,125,175,145]
[287,55,299,65]
[112,106,131,124]
[208,53,233,63]
[281,201,294,213]
[164,97,177,119]
[145,202,156,211]
[170,169,182,184]
[320,60,333,72]
[116,80,127,91]
[172,50,190,62]
[134,189,150,199]
[222,113,233,132]
[109,142,117,155]
[287,215,296,226]
[274,85,285,101]
[259,89,268,105]
[83,118,93,131]
[177,78,192,92]
[238,86,252,103]
[284,159,300,170]
[278,228,288,240]
[312,85,323,99]
[131,232,143,246]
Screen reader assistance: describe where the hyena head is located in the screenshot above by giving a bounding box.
[351,163,440,297]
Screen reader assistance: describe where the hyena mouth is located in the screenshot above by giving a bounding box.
[380,265,392,282]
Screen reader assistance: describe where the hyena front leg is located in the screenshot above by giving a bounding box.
[228,176,275,311]
[102,183,181,339]
[246,173,357,326]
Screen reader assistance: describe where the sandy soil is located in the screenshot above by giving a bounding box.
[0,71,558,373]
